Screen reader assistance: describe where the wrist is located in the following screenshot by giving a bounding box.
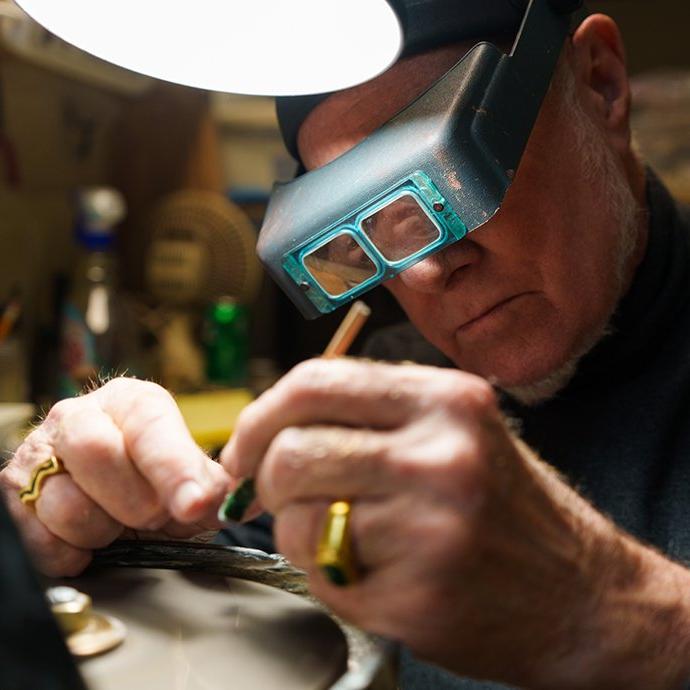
[546,527,690,690]
[518,451,690,690]
[592,540,690,690]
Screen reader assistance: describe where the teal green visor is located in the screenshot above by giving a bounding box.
[284,172,467,311]
[258,0,587,319]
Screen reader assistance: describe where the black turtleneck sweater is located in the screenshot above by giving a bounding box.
[362,173,690,690]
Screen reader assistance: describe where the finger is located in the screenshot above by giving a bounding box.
[6,443,124,550]
[220,358,427,478]
[126,518,217,541]
[52,404,167,530]
[33,473,124,549]
[274,496,468,641]
[272,499,329,571]
[93,379,231,522]
[256,417,485,515]
[274,494,420,573]
[256,426,395,514]
[1,471,91,577]
[272,499,416,634]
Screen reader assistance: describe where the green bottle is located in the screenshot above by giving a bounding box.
[204,298,248,387]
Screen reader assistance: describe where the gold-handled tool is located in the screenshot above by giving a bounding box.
[321,300,371,359]
[218,301,371,587]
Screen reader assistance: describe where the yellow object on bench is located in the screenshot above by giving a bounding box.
[176,388,253,452]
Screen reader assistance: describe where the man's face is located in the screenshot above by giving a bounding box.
[297,42,640,395]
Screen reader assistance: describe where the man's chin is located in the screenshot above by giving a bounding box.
[487,323,614,407]
[448,339,577,396]
[498,359,579,406]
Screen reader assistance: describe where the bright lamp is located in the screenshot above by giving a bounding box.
[13,0,403,96]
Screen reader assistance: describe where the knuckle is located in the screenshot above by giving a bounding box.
[288,358,328,383]
[105,377,173,409]
[463,377,498,414]
[45,397,80,425]
[104,376,157,394]
[40,549,92,578]
[279,363,324,404]
[235,400,263,436]
[0,461,21,490]
[279,359,353,405]
[445,438,487,486]
[442,371,497,412]
[351,433,390,478]
[273,426,305,455]
[452,431,483,465]
[265,427,307,486]
[401,428,486,495]
[61,425,113,462]
[128,382,173,410]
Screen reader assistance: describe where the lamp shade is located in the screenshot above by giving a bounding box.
[14,0,403,96]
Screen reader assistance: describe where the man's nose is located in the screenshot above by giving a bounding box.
[396,241,477,293]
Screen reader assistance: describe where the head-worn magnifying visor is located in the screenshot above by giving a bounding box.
[258,0,587,319]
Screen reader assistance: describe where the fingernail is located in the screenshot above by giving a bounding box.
[172,480,206,518]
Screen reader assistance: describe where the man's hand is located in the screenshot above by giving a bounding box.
[0,378,230,577]
[221,358,690,690]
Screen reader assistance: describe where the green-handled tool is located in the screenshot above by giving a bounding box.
[217,301,371,586]
[218,478,255,523]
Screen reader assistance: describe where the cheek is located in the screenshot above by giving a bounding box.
[384,280,426,324]
[383,280,420,317]
[535,209,624,317]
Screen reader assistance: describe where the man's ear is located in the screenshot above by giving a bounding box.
[570,14,631,151]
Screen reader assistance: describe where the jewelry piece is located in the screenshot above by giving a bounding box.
[18,455,65,505]
[316,500,358,587]
[46,585,126,657]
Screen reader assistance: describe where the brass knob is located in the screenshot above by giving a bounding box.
[46,586,93,636]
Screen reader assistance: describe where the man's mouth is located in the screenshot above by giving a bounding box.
[456,292,535,334]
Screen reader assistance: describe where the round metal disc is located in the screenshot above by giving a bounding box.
[66,613,127,658]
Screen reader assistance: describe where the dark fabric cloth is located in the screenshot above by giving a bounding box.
[0,495,87,690]
[216,513,275,554]
[362,173,690,689]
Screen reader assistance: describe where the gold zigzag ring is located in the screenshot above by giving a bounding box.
[19,455,66,505]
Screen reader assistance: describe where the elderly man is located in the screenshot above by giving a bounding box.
[3,2,690,689]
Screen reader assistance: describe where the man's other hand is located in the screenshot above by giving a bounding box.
[0,378,230,577]
[221,358,690,690]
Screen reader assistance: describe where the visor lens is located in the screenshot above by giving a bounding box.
[303,232,378,297]
[361,193,441,262]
